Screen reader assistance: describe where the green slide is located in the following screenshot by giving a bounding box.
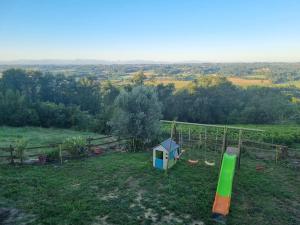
[212,147,238,219]
[216,151,237,197]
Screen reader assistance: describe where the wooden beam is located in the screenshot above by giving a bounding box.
[161,120,265,132]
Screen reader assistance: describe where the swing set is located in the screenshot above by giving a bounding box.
[162,120,264,168]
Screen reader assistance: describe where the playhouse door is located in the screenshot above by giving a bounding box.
[155,158,163,169]
[155,150,164,169]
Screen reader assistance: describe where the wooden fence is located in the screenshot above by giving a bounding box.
[0,135,128,165]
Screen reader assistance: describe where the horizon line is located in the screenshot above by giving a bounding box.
[1,58,300,65]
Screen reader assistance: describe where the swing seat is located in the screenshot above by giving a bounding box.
[188,159,199,165]
[205,160,215,166]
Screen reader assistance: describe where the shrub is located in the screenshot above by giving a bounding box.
[15,139,28,164]
[62,136,87,157]
[45,149,60,162]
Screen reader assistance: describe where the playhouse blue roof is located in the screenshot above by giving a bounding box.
[160,138,179,152]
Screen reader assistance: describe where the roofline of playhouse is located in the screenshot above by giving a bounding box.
[153,144,177,153]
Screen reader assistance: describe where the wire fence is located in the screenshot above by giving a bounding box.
[162,127,300,170]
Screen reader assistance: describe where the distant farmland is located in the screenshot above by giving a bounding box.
[145,77,273,89]
[227,77,272,87]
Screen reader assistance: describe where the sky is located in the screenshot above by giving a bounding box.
[0,0,300,62]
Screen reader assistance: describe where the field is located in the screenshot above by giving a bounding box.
[145,79,191,89]
[227,77,272,87]
[144,76,274,89]
[0,127,300,225]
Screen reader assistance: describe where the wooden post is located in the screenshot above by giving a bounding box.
[204,128,207,153]
[279,146,288,159]
[188,128,191,142]
[220,127,227,167]
[199,131,202,146]
[9,145,14,165]
[20,147,24,165]
[133,138,135,152]
[59,144,63,165]
[87,136,91,152]
[166,122,174,174]
[237,129,243,169]
[275,145,279,164]
[215,129,218,152]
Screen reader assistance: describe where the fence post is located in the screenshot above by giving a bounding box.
[237,129,243,169]
[87,136,91,152]
[59,144,63,165]
[275,145,279,164]
[9,145,14,164]
[220,127,227,167]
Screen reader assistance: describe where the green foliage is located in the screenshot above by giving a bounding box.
[0,68,300,132]
[62,136,87,157]
[15,139,28,163]
[45,149,60,162]
[131,70,146,85]
[110,86,162,146]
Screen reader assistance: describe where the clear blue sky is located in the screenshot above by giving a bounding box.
[0,0,299,62]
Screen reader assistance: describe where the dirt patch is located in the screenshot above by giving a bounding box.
[131,190,204,225]
[160,211,183,224]
[92,215,112,225]
[190,220,205,225]
[0,207,35,225]
[132,190,159,222]
[158,209,204,225]
[99,188,119,201]
[125,176,140,189]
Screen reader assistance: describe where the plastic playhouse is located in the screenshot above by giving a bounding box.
[152,138,181,170]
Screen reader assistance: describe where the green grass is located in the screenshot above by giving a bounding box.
[0,127,299,225]
[0,152,299,225]
[0,126,103,158]
[0,126,100,148]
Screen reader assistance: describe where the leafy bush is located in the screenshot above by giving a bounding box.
[62,136,87,157]
[15,139,28,164]
[45,149,60,162]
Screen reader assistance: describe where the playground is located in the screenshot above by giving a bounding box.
[0,126,299,224]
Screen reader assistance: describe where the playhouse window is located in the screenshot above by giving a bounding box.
[156,151,163,159]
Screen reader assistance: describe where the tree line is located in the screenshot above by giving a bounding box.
[0,69,299,141]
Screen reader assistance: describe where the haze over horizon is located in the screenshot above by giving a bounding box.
[1,0,300,62]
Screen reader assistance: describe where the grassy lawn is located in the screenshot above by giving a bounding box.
[0,127,299,225]
[0,126,105,158]
[0,152,299,225]
[0,126,100,148]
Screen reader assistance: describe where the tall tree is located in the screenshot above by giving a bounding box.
[110,86,162,147]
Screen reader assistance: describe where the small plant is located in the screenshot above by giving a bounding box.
[45,149,60,162]
[15,139,28,164]
[62,136,87,157]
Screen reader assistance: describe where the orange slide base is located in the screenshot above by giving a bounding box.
[212,194,231,216]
